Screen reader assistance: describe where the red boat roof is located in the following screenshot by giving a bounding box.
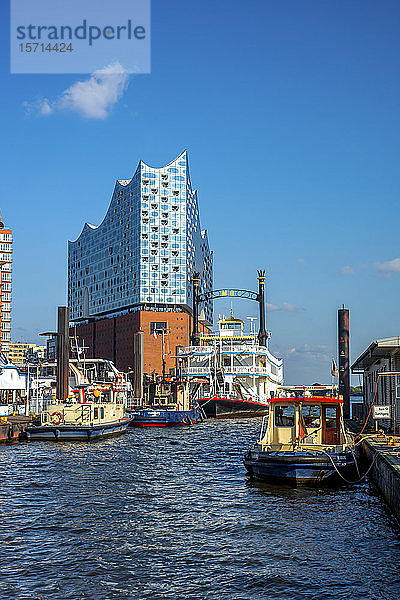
[269,396,343,404]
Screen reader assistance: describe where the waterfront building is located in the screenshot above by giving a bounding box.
[0,214,12,355]
[352,337,400,434]
[68,150,213,374]
[8,342,38,367]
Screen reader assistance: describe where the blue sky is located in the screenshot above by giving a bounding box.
[1,0,400,383]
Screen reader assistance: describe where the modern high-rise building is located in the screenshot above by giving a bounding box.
[68,151,213,374]
[0,214,12,355]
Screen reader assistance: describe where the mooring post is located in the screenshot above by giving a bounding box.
[56,306,69,403]
[338,305,350,419]
[257,270,267,347]
[191,272,200,346]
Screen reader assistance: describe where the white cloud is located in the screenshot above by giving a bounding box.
[25,62,130,119]
[340,265,356,276]
[296,258,305,264]
[373,257,400,277]
[267,302,299,312]
[286,344,330,362]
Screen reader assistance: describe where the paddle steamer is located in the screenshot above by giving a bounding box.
[177,316,283,418]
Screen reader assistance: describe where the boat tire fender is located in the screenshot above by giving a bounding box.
[51,412,63,426]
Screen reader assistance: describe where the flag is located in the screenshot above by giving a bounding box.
[331,358,339,378]
[298,407,308,440]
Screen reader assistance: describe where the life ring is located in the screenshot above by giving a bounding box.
[51,411,63,425]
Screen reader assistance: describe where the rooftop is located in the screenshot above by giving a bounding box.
[352,336,400,372]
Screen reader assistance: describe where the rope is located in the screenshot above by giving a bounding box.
[319,448,379,485]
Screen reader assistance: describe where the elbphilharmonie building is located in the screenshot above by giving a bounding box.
[68,150,213,323]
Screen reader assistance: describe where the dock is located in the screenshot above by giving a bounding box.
[359,433,400,524]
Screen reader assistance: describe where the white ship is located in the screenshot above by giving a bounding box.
[177,316,284,418]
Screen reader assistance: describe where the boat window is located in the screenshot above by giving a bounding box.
[302,405,321,427]
[275,405,295,427]
[93,407,98,419]
[325,406,337,428]
[100,407,104,419]
[116,391,125,403]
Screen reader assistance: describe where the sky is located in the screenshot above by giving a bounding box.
[1,0,400,384]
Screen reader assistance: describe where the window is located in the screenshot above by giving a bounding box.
[150,322,167,334]
[274,405,295,427]
[396,376,400,399]
[94,407,99,419]
[301,405,320,428]
[325,406,337,428]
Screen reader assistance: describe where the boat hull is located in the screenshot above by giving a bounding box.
[198,396,269,419]
[26,418,132,442]
[129,407,201,428]
[243,449,357,486]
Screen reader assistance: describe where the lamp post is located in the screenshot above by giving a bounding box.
[257,270,267,347]
[191,272,200,346]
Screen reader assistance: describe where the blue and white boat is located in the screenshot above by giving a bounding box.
[130,376,202,427]
[130,406,201,428]
[244,387,357,486]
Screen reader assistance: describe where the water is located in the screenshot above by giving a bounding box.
[1,419,400,600]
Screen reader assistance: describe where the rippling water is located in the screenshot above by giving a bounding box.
[1,419,400,600]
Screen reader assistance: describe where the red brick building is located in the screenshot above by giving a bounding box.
[71,309,209,375]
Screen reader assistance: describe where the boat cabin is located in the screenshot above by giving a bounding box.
[40,400,125,427]
[218,317,244,338]
[142,377,190,411]
[260,395,346,451]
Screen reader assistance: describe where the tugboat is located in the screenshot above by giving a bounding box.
[243,386,357,486]
[26,306,132,442]
[177,316,283,418]
[26,361,132,441]
[130,375,201,427]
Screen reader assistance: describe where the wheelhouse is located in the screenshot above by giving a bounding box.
[260,395,346,451]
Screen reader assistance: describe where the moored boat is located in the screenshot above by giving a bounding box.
[244,386,357,486]
[26,361,132,442]
[178,316,283,418]
[129,376,202,427]
[26,410,132,442]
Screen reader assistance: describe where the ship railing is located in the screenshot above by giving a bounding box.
[181,367,212,375]
[182,366,273,376]
[177,344,282,365]
[177,346,213,355]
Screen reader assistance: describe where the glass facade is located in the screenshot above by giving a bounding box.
[68,151,213,323]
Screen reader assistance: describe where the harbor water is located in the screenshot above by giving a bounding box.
[1,419,400,600]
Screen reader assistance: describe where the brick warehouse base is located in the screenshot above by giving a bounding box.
[70,309,209,375]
